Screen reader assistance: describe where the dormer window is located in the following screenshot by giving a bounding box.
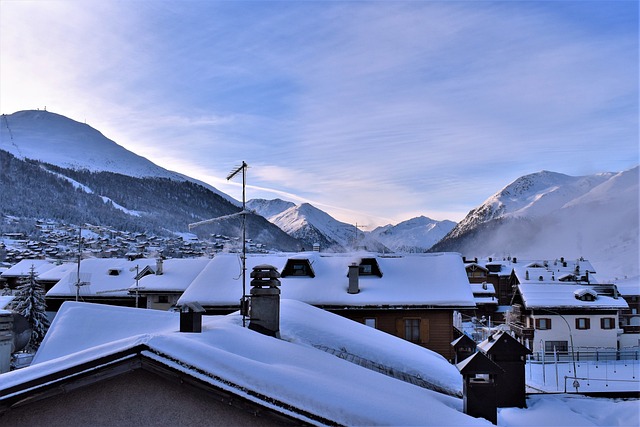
[466,264,488,279]
[358,258,382,277]
[281,259,315,278]
[574,288,597,301]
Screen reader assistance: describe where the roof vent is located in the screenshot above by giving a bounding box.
[249,265,281,337]
[180,302,205,333]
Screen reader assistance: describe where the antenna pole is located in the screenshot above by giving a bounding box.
[76,225,82,302]
[227,161,248,327]
[242,162,247,327]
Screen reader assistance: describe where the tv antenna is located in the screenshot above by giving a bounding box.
[74,226,89,301]
[188,161,249,327]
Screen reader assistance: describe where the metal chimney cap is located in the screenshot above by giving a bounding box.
[250,265,281,279]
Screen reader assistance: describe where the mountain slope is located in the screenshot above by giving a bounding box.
[431,168,639,279]
[0,111,302,251]
[247,198,296,219]
[1,110,235,203]
[371,216,456,252]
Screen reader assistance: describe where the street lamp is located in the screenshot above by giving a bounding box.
[540,308,579,392]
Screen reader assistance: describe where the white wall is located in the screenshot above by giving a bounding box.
[530,313,619,354]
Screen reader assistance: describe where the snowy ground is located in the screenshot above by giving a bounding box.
[499,394,639,427]
[526,359,640,394]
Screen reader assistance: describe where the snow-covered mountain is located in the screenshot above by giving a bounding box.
[431,168,639,280]
[250,201,386,252]
[0,110,301,251]
[371,216,456,252]
[247,198,296,220]
[1,110,235,203]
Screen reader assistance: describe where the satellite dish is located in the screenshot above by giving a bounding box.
[11,313,31,352]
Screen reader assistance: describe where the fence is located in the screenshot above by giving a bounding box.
[530,347,640,363]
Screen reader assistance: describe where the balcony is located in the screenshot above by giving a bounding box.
[508,322,534,340]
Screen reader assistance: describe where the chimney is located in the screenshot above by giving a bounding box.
[249,264,281,337]
[180,302,205,333]
[348,263,360,294]
[156,257,164,275]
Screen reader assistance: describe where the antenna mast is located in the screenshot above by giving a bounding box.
[75,226,82,302]
[227,161,248,327]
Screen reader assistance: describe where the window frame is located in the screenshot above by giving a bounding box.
[544,340,568,355]
[535,318,552,330]
[575,318,591,330]
[600,317,616,330]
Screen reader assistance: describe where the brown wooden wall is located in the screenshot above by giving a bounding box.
[329,308,455,362]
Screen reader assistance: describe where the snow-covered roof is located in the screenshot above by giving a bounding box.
[517,283,628,310]
[178,252,476,308]
[46,258,157,297]
[35,262,76,282]
[512,258,599,285]
[0,300,481,426]
[134,258,210,293]
[1,259,56,278]
[0,296,14,309]
[470,282,496,295]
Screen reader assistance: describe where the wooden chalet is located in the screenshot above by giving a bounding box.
[178,252,476,361]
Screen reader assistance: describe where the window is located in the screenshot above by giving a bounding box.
[600,318,615,330]
[575,318,590,330]
[535,318,552,330]
[358,258,382,277]
[404,319,421,342]
[157,295,169,304]
[544,340,568,354]
[281,259,315,278]
[364,318,376,328]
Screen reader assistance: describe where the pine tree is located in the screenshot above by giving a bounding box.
[14,265,50,352]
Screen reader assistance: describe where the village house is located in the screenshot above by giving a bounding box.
[0,259,56,290]
[615,276,640,349]
[45,258,158,310]
[463,257,514,307]
[506,261,628,357]
[177,252,476,361]
[134,257,210,310]
[0,300,482,426]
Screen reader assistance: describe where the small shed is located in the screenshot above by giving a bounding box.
[457,351,503,425]
[477,331,532,408]
[451,334,476,364]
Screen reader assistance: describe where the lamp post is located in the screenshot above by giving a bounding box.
[540,308,579,392]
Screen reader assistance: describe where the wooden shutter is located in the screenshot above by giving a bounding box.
[420,318,430,343]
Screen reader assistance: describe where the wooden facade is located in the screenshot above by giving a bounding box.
[330,308,456,361]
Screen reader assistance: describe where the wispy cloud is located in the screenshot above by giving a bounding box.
[1,1,637,225]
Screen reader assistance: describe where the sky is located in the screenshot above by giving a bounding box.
[1,1,638,228]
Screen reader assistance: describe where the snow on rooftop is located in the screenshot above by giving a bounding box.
[134,258,210,292]
[518,283,629,310]
[4,300,480,426]
[179,252,476,307]
[1,259,56,277]
[46,258,157,297]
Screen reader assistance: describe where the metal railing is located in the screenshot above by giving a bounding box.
[530,348,640,362]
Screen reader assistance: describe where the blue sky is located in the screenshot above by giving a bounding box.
[1,1,638,227]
